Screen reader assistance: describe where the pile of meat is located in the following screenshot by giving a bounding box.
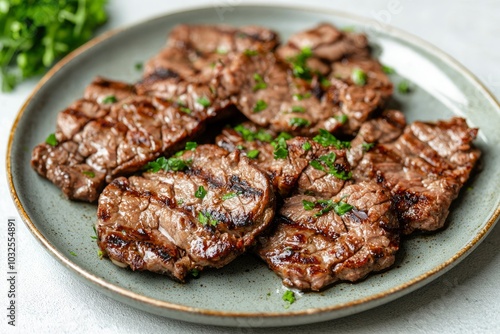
[31,23,481,291]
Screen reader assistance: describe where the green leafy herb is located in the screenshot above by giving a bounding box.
[198,211,218,226]
[196,96,211,108]
[275,132,294,141]
[185,142,198,151]
[252,73,267,91]
[176,99,186,106]
[362,142,375,152]
[313,129,351,149]
[282,290,296,308]
[271,137,288,159]
[69,251,77,257]
[102,95,117,104]
[135,62,143,70]
[351,68,368,86]
[91,225,98,240]
[243,49,258,56]
[314,199,336,217]
[293,92,311,101]
[309,152,352,180]
[289,47,313,80]
[302,141,312,151]
[246,149,260,159]
[222,192,237,201]
[176,198,184,205]
[190,269,200,278]
[236,145,245,150]
[253,99,268,113]
[334,201,354,215]
[289,117,310,127]
[382,64,396,74]
[179,107,192,114]
[45,133,58,146]
[398,80,411,94]
[82,170,95,178]
[143,156,192,173]
[335,114,348,124]
[216,48,228,55]
[234,124,273,143]
[0,0,108,92]
[97,250,104,259]
[195,186,207,199]
[320,77,331,87]
[291,106,306,113]
[302,200,315,211]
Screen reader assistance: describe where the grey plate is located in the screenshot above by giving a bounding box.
[7,4,500,328]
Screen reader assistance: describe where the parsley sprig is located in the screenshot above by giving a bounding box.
[313,129,351,149]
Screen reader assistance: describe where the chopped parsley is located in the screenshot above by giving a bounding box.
[398,80,411,94]
[243,49,258,56]
[179,107,192,114]
[234,124,273,142]
[135,62,143,71]
[45,133,58,146]
[195,186,207,199]
[97,250,104,259]
[313,129,351,149]
[196,96,211,108]
[176,198,184,205]
[309,152,352,180]
[222,192,237,201]
[236,145,245,150]
[282,290,296,308]
[351,68,368,86]
[334,201,354,215]
[143,156,192,173]
[293,92,311,101]
[289,47,313,80]
[314,199,336,217]
[198,211,218,226]
[335,114,348,124]
[185,142,198,151]
[320,77,331,87]
[69,251,77,257]
[82,170,95,178]
[271,137,288,160]
[246,149,260,159]
[216,48,228,55]
[252,73,267,91]
[302,141,312,151]
[302,200,315,211]
[102,95,117,104]
[382,64,396,74]
[253,99,268,113]
[190,269,200,278]
[362,142,375,152]
[289,117,310,127]
[91,225,98,240]
[291,105,306,113]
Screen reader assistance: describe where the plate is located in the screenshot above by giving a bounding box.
[7,5,500,327]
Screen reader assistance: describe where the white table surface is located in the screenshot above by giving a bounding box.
[1,0,499,333]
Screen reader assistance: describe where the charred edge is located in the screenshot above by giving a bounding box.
[140,68,180,84]
[391,189,429,226]
[111,178,175,207]
[229,175,263,197]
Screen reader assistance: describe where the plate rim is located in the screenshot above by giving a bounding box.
[7,3,500,324]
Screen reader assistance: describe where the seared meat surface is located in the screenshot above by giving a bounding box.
[97,144,275,280]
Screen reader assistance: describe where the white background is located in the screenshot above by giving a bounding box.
[1,0,499,333]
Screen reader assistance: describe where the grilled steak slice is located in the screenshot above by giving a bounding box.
[257,181,399,291]
[216,123,351,197]
[31,77,223,202]
[352,114,480,234]
[97,144,275,279]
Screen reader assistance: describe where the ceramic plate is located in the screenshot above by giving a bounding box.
[7,5,500,327]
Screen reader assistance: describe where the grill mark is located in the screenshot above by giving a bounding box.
[140,68,180,84]
[229,175,263,197]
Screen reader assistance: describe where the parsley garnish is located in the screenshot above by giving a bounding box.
[222,192,237,201]
[320,77,331,87]
[289,117,310,127]
[314,199,336,217]
[190,269,200,278]
[198,211,218,226]
[82,170,95,178]
[185,142,198,151]
[313,129,351,149]
[362,142,375,152]
[45,133,58,146]
[69,251,77,257]
[236,145,245,150]
[302,200,315,211]
[334,201,354,215]
[302,141,312,151]
[216,48,228,55]
[195,186,207,199]
[351,68,367,86]
[97,250,104,259]
[91,225,98,240]
[293,92,312,101]
[247,149,260,159]
[282,290,296,308]
[253,73,267,91]
[382,64,395,74]
[196,96,211,108]
[179,107,192,114]
[243,49,258,56]
[291,106,306,113]
[398,80,411,94]
[234,124,273,142]
[309,152,352,180]
[102,95,117,104]
[135,62,143,71]
[335,114,348,124]
[253,99,268,113]
[304,199,355,217]
[289,47,313,80]
[271,137,288,159]
[143,156,192,173]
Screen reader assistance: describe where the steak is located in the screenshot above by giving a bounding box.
[31,77,224,202]
[96,144,275,280]
[352,115,481,234]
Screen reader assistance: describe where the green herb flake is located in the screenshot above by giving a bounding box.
[351,68,368,86]
[190,269,200,278]
[398,80,411,94]
[69,251,77,257]
[309,152,352,180]
[135,62,143,71]
[222,192,237,201]
[91,225,98,240]
[82,170,95,178]
[302,141,312,151]
[176,198,184,205]
[216,48,228,55]
[196,96,211,108]
[289,117,310,127]
[143,156,192,173]
[195,186,207,199]
[289,47,313,80]
[45,133,58,146]
[341,26,356,32]
[282,290,296,308]
[362,142,375,152]
[102,95,117,104]
[382,64,396,74]
[236,145,245,150]
[97,250,104,259]
[313,129,351,149]
[302,200,315,211]
[335,114,348,124]
[291,106,306,113]
[334,201,354,215]
[321,77,331,87]
[198,211,218,226]
[271,137,289,160]
[179,107,192,114]
[185,141,198,151]
[252,73,267,91]
[246,149,260,159]
[293,92,312,101]
[234,124,273,143]
[243,49,258,56]
[253,99,268,113]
